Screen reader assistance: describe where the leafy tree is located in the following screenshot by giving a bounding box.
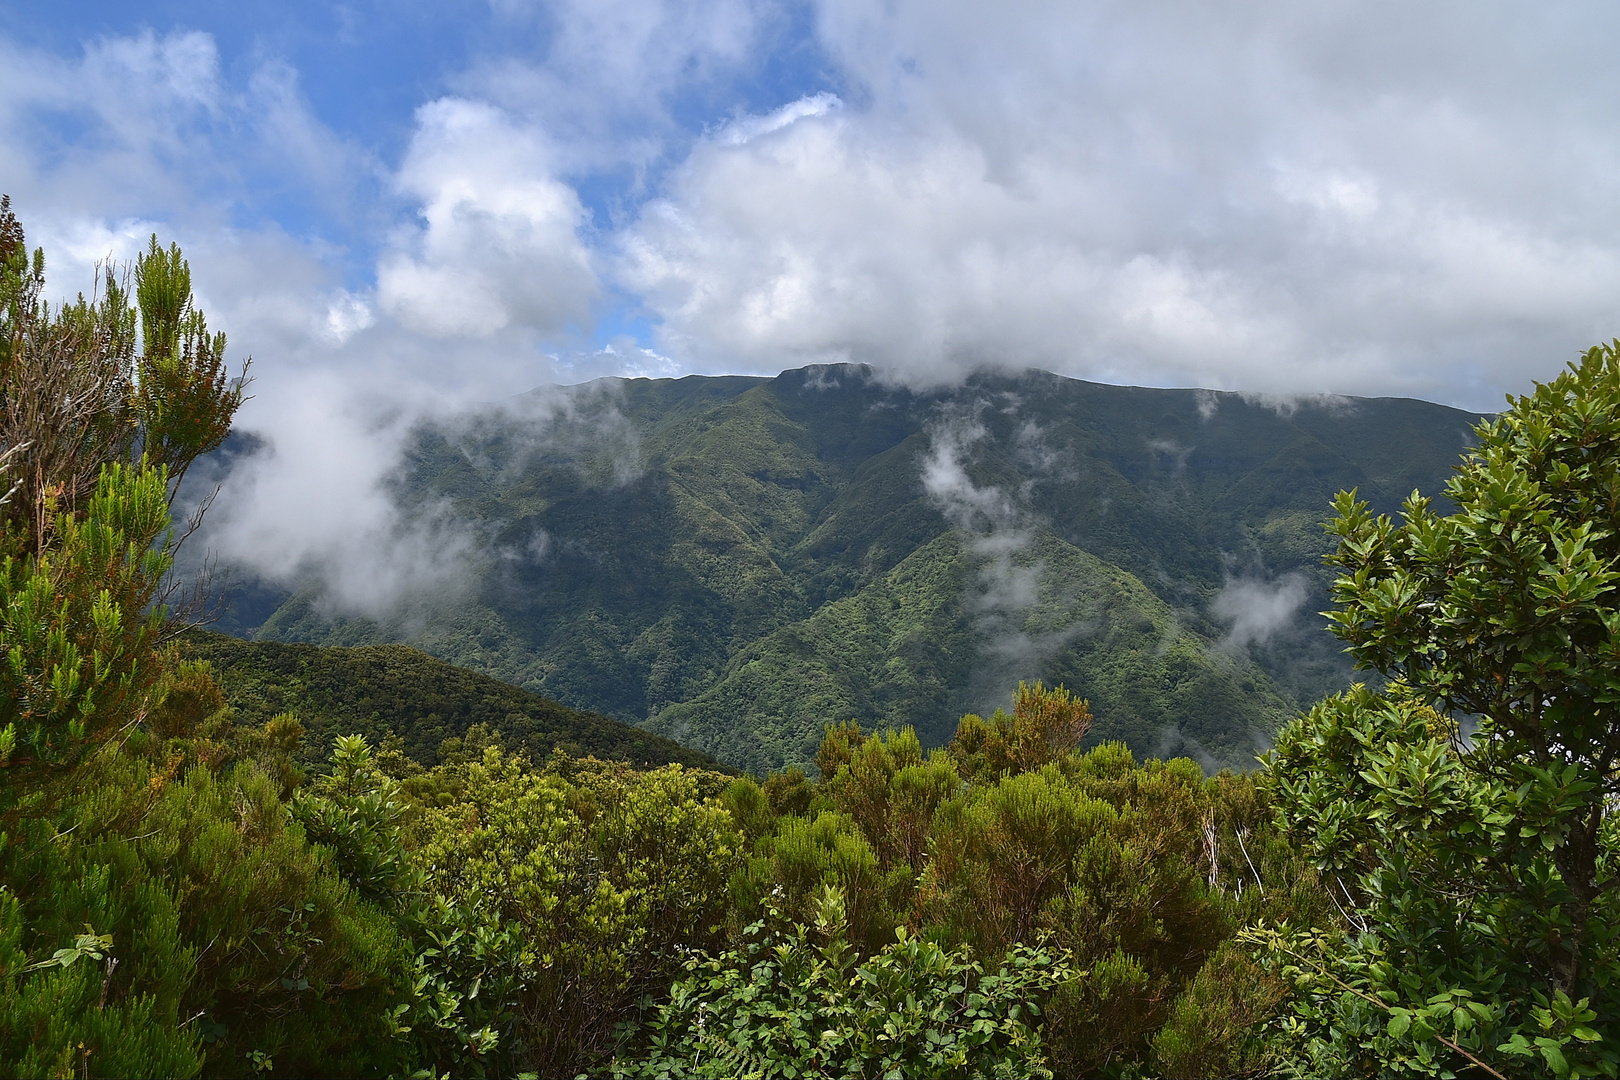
[0,463,176,769]
[294,735,412,906]
[405,747,744,1074]
[761,765,812,817]
[0,197,247,546]
[0,200,413,1079]
[1148,938,1287,1080]
[1263,343,1620,1077]
[927,764,1114,950]
[820,725,959,873]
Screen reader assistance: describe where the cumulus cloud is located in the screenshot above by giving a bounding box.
[1211,573,1310,651]
[0,30,222,243]
[0,28,373,252]
[464,0,774,173]
[0,27,618,622]
[377,98,599,339]
[14,1,1620,626]
[621,0,1620,408]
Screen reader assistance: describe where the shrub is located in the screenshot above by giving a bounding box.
[613,886,1074,1079]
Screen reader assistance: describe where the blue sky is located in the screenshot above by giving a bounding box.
[2,1,841,254]
[7,2,1620,606]
[1,0,843,358]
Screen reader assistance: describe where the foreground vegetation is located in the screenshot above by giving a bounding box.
[4,199,1620,1077]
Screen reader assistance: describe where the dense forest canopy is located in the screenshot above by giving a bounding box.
[2,197,1619,1079]
[179,630,721,773]
[226,362,1481,774]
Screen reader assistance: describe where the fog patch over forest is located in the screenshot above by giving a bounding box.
[921,405,1084,708]
[1211,573,1311,652]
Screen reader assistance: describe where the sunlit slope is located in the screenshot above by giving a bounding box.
[646,530,1294,774]
[241,365,1479,771]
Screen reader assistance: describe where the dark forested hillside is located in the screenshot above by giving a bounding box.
[222,365,1480,771]
[181,630,720,771]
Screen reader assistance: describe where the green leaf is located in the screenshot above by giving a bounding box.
[1537,1037,1569,1078]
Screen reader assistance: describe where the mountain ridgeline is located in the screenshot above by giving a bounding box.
[179,630,720,772]
[221,365,1481,772]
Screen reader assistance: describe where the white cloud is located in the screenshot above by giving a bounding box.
[718,93,842,146]
[0,27,612,621]
[14,2,1620,624]
[619,0,1620,409]
[1211,574,1310,650]
[0,30,223,221]
[202,375,478,620]
[464,0,771,173]
[377,98,599,339]
[323,290,375,345]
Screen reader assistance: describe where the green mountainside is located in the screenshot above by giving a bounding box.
[180,630,719,771]
[224,365,1480,771]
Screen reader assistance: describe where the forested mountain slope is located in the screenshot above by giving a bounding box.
[181,631,720,771]
[223,365,1480,771]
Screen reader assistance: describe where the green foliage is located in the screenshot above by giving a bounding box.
[402,895,531,1079]
[241,367,1476,772]
[0,741,414,1078]
[762,765,812,817]
[293,735,411,906]
[148,656,230,740]
[0,463,174,769]
[927,765,1114,949]
[822,724,959,873]
[949,680,1092,781]
[1257,346,1620,1078]
[405,747,744,1074]
[642,530,1296,771]
[1148,939,1286,1079]
[0,865,202,1079]
[131,236,249,496]
[721,776,774,845]
[613,886,1074,1079]
[0,199,247,549]
[0,204,405,1079]
[751,810,905,955]
[1263,685,1620,1078]
[183,631,721,772]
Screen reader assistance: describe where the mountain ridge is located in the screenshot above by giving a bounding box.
[180,629,723,772]
[214,364,1482,770]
